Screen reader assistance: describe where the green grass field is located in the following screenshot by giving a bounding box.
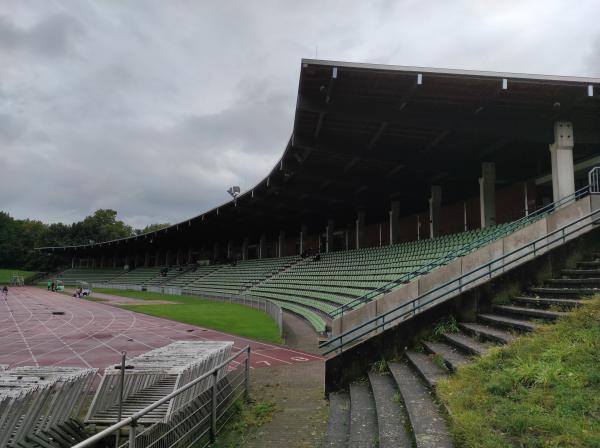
[0,269,40,284]
[437,297,600,448]
[93,288,282,344]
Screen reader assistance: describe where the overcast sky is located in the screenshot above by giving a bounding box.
[1,0,599,228]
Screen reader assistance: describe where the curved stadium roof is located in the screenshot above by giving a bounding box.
[38,59,600,255]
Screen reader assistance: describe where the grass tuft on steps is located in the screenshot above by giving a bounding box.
[437,296,600,448]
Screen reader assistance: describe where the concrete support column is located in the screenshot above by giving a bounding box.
[144,251,150,267]
[278,231,285,257]
[72,257,76,269]
[213,242,220,261]
[123,255,130,268]
[242,238,249,260]
[187,247,193,264]
[155,250,161,267]
[165,250,172,266]
[479,162,496,228]
[259,234,267,259]
[549,121,575,203]
[429,185,442,238]
[326,219,334,253]
[175,248,182,265]
[523,182,529,216]
[226,240,233,259]
[299,225,307,254]
[345,228,349,251]
[355,210,365,249]
[91,258,96,268]
[389,200,400,245]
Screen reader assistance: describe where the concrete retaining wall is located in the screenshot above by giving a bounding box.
[331,196,594,341]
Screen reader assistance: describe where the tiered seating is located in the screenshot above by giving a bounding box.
[50,222,528,334]
[51,268,124,285]
[184,256,299,297]
[247,222,520,318]
[163,265,223,288]
[111,267,162,285]
[144,266,192,286]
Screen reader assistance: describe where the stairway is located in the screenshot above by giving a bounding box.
[325,253,599,447]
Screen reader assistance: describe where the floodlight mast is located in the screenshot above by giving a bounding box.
[227,186,241,202]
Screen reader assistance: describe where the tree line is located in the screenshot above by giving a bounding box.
[0,209,169,271]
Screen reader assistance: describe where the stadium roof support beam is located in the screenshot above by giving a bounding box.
[429,185,442,238]
[326,219,334,253]
[549,121,575,203]
[355,209,366,249]
[259,234,267,259]
[479,162,497,228]
[313,66,338,138]
[278,230,285,257]
[241,238,249,261]
[389,201,401,245]
[299,225,307,254]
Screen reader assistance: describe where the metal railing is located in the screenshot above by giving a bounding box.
[590,166,600,194]
[73,346,251,448]
[329,184,590,318]
[321,191,600,355]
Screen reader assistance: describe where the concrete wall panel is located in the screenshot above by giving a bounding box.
[502,218,548,269]
[546,197,591,248]
[460,239,504,288]
[378,280,419,331]
[417,259,462,310]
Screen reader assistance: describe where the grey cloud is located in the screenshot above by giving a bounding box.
[0,13,83,56]
[0,0,599,229]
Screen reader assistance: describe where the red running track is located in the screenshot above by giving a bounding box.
[0,287,322,381]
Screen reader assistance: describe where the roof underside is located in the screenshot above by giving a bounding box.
[41,60,600,254]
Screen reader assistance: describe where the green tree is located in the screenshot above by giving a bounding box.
[135,223,170,235]
[70,209,134,245]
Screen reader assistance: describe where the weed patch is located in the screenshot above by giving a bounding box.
[437,297,600,448]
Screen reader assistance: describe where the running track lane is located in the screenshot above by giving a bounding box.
[0,287,322,379]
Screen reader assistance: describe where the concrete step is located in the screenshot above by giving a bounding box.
[349,382,378,448]
[562,268,600,278]
[405,351,448,389]
[459,322,515,344]
[530,287,598,297]
[512,296,583,309]
[576,260,600,268]
[547,278,600,287]
[326,392,351,448]
[443,332,491,356]
[493,304,567,321]
[389,361,454,448]
[478,313,537,332]
[422,341,470,371]
[368,372,412,448]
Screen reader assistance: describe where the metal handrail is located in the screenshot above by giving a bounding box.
[329,184,590,317]
[72,346,251,448]
[322,199,600,354]
[590,167,600,194]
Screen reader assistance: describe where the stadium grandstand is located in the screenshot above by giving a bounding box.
[39,60,600,333]
[36,59,600,447]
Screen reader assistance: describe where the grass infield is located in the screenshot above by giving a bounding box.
[92,288,282,344]
[437,297,600,448]
[0,269,39,284]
